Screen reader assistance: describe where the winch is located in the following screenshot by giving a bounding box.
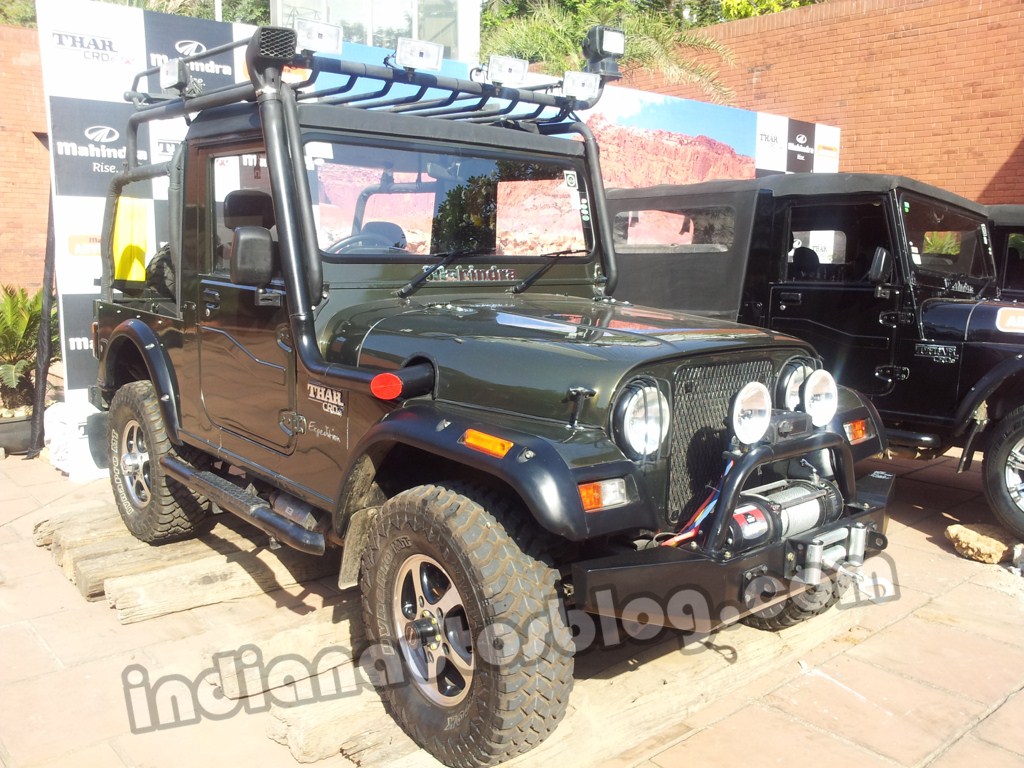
[727,478,844,551]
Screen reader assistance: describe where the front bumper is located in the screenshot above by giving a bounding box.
[571,469,894,636]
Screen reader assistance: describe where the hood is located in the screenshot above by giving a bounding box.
[323,294,810,423]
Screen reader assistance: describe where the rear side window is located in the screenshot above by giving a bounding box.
[613,206,735,251]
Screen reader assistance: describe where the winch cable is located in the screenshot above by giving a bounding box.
[661,460,734,547]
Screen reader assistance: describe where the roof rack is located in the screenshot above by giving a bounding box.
[124,25,624,128]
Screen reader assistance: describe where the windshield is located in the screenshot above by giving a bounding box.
[899,191,994,283]
[304,139,591,260]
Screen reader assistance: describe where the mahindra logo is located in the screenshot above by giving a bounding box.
[175,40,207,57]
[795,133,808,145]
[84,125,120,143]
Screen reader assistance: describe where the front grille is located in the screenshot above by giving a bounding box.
[667,359,773,524]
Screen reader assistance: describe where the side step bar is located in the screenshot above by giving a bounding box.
[885,429,943,450]
[161,455,326,556]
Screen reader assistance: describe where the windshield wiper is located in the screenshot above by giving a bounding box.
[396,249,493,298]
[509,249,589,294]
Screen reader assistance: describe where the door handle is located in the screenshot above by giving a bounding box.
[779,292,802,305]
[202,287,220,316]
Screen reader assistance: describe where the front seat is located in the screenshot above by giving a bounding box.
[791,246,820,280]
[361,221,407,249]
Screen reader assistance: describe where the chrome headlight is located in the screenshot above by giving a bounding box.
[803,369,838,427]
[613,382,670,459]
[731,381,772,445]
[777,359,814,411]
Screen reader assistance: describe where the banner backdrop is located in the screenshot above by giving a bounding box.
[35,0,838,473]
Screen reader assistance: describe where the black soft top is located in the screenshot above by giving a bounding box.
[988,203,1024,227]
[608,172,987,217]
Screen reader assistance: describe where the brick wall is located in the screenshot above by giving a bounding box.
[625,0,1024,203]
[0,25,49,290]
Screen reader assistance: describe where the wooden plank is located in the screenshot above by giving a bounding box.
[212,593,365,700]
[105,546,340,624]
[51,515,130,568]
[71,522,261,600]
[32,502,117,547]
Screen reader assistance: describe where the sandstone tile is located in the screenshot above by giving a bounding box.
[32,602,206,667]
[649,702,890,768]
[0,494,42,528]
[842,583,931,633]
[0,570,93,625]
[0,623,63,684]
[968,565,1024,598]
[892,477,978,514]
[848,615,1024,703]
[0,537,58,581]
[885,495,935,528]
[929,734,1024,768]
[0,656,136,765]
[914,581,1024,649]
[886,542,984,596]
[974,690,1024,756]
[22,739,127,768]
[766,655,986,765]
[907,461,984,494]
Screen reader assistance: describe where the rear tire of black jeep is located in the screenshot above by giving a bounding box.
[107,380,209,543]
[358,482,573,768]
[982,405,1024,540]
[742,571,846,632]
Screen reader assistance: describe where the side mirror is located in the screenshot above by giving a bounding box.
[868,246,893,284]
[230,226,274,287]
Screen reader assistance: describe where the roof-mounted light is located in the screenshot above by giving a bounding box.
[487,54,529,87]
[583,25,625,80]
[562,70,602,102]
[294,19,343,54]
[394,37,444,72]
[159,58,190,95]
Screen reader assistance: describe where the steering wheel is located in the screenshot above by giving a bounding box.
[326,232,399,254]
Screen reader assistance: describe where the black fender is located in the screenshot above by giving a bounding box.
[952,353,1024,436]
[335,402,660,542]
[102,318,182,443]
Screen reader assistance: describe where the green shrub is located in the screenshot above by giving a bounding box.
[0,285,60,410]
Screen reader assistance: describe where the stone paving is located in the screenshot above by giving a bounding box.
[0,450,1022,768]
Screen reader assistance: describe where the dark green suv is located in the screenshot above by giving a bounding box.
[92,28,891,767]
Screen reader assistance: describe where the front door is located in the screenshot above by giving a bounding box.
[196,146,295,452]
[764,201,901,397]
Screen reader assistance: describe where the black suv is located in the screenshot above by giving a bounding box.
[608,173,1024,539]
[92,29,890,767]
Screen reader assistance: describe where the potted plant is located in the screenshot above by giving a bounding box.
[0,285,60,455]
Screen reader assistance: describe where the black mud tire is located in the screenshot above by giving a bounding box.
[741,571,846,632]
[982,405,1024,540]
[359,483,573,768]
[107,380,209,543]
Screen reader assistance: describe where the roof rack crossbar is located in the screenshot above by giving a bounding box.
[319,80,395,106]
[295,76,359,103]
[388,90,462,114]
[466,103,554,124]
[400,96,491,118]
[129,36,250,96]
